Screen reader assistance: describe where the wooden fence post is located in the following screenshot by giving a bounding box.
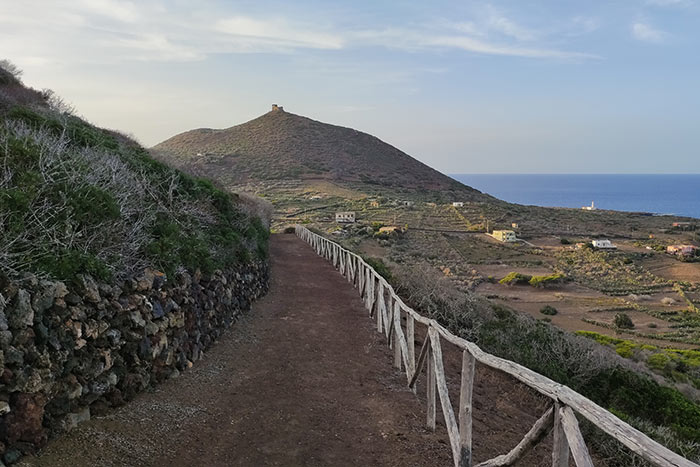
[377,286,385,333]
[552,401,570,467]
[459,350,476,467]
[427,341,436,431]
[393,301,402,369]
[560,406,594,467]
[407,313,416,392]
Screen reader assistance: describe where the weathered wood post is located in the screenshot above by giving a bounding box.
[552,401,570,467]
[377,283,385,332]
[427,340,437,431]
[458,350,476,467]
[407,313,416,391]
[560,406,594,467]
[393,301,402,369]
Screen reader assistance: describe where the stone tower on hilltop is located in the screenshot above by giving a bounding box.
[271,104,284,112]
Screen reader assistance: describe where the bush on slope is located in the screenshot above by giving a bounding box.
[0,62,268,283]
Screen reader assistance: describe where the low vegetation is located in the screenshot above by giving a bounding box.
[557,248,667,295]
[392,263,700,463]
[0,62,269,282]
[499,272,532,285]
[499,271,566,288]
[529,273,566,288]
[576,331,700,390]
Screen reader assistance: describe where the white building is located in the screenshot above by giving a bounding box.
[582,201,597,211]
[335,212,356,223]
[452,202,464,207]
[592,239,617,250]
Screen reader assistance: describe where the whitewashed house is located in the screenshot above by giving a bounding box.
[592,239,617,250]
[335,212,356,223]
[452,202,464,207]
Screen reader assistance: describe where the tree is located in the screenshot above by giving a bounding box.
[614,312,634,329]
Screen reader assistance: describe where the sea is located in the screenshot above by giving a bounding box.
[450,174,700,220]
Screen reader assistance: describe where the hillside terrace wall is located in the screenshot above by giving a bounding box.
[0,262,268,463]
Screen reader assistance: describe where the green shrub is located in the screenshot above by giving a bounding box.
[615,342,635,358]
[648,353,670,371]
[529,273,566,288]
[36,249,111,282]
[540,305,558,315]
[364,257,392,281]
[614,312,635,329]
[560,238,571,245]
[499,272,532,285]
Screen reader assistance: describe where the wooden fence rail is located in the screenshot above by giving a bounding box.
[295,226,697,467]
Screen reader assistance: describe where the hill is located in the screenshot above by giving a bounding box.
[0,62,269,282]
[152,106,486,201]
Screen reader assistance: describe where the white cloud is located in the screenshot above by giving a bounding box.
[0,0,597,66]
[570,16,601,35]
[424,35,598,60]
[645,0,692,6]
[78,0,140,23]
[107,33,204,61]
[353,24,598,60]
[486,12,538,41]
[215,16,344,50]
[631,22,666,43]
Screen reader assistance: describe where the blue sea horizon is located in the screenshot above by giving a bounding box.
[450,174,700,220]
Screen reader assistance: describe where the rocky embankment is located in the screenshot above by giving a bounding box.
[0,263,268,464]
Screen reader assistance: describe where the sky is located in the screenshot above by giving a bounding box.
[1,0,699,174]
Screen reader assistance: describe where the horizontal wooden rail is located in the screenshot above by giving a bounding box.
[295,226,698,467]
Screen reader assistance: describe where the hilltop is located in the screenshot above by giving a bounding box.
[152,106,486,202]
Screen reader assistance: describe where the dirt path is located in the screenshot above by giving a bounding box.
[20,234,552,467]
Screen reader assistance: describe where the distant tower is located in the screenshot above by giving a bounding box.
[271,104,284,112]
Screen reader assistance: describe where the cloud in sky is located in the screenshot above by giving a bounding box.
[483,7,539,42]
[215,16,344,50]
[631,22,667,43]
[645,0,693,7]
[79,0,140,23]
[420,34,598,60]
[0,0,599,66]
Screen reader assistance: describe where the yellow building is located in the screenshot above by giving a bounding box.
[492,230,517,242]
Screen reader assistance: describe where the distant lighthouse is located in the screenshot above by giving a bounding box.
[582,201,596,211]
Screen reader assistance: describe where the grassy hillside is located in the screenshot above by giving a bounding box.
[0,62,268,283]
[152,106,487,201]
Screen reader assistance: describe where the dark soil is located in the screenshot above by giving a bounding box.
[20,235,553,466]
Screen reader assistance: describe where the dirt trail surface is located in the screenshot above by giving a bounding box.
[20,234,552,467]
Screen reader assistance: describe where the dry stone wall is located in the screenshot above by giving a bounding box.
[0,262,268,464]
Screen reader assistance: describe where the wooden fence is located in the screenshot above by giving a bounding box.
[295,226,697,467]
